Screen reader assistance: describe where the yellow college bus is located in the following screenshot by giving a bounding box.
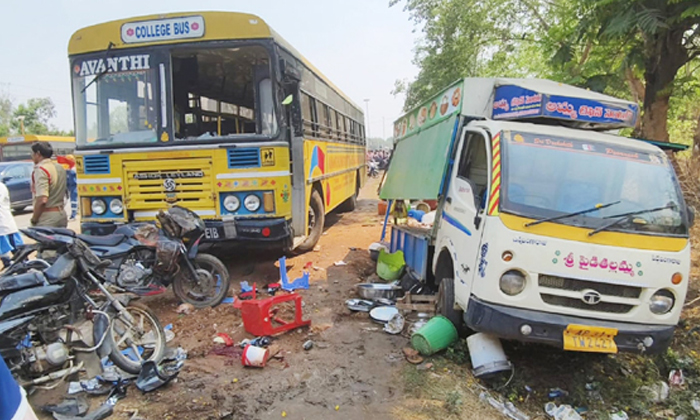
[0,135,75,162]
[68,12,366,250]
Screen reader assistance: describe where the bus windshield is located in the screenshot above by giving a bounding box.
[501,131,688,236]
[73,60,159,147]
[72,44,278,148]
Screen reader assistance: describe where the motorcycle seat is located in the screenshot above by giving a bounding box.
[32,227,77,237]
[0,272,47,293]
[76,234,127,247]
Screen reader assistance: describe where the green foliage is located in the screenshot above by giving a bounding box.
[392,0,700,142]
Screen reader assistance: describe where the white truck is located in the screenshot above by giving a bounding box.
[381,78,693,354]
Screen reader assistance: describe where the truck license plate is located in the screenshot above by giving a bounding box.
[563,324,618,354]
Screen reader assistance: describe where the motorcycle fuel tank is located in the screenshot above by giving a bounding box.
[0,284,72,321]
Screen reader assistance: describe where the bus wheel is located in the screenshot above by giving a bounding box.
[437,277,465,333]
[296,189,325,253]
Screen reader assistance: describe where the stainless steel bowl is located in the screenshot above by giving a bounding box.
[356,283,404,301]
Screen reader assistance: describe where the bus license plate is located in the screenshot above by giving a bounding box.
[204,227,221,240]
[563,324,618,354]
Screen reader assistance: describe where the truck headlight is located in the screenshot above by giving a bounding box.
[244,194,261,212]
[109,198,123,214]
[500,271,526,296]
[223,195,240,212]
[91,199,107,215]
[650,289,675,314]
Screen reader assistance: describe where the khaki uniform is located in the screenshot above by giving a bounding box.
[31,158,68,228]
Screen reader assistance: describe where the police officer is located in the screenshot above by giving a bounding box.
[30,142,67,228]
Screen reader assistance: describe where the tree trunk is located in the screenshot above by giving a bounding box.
[636,29,691,142]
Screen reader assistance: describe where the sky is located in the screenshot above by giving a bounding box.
[0,0,419,140]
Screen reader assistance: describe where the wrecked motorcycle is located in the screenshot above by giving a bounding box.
[0,232,166,387]
[17,206,231,308]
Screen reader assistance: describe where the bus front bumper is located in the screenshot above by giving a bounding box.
[81,217,291,243]
[464,296,675,354]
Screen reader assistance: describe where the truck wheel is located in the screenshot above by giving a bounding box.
[296,189,325,253]
[437,277,464,332]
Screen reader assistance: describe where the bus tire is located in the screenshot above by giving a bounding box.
[296,189,325,253]
[437,277,464,333]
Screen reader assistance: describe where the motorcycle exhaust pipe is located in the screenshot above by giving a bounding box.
[20,361,84,387]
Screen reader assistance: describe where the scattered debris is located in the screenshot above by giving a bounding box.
[334,260,348,266]
[313,245,321,252]
[416,361,433,371]
[242,344,269,368]
[163,324,175,343]
[466,332,511,377]
[303,340,314,350]
[278,257,310,291]
[135,360,180,393]
[310,323,333,334]
[547,388,569,399]
[175,303,195,315]
[240,336,272,348]
[41,396,89,417]
[641,381,669,403]
[402,348,424,364]
[67,378,111,396]
[241,293,311,336]
[383,313,405,334]
[480,391,530,420]
[668,369,685,388]
[346,299,374,312]
[303,261,313,269]
[214,333,234,347]
[369,306,399,324]
[543,402,580,420]
[411,315,458,356]
[609,411,629,420]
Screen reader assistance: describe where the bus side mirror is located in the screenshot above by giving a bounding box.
[688,206,695,226]
[282,95,293,106]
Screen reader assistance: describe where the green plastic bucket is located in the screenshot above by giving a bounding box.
[411,315,458,355]
[376,249,405,281]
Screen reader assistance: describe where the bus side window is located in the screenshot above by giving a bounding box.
[457,133,489,209]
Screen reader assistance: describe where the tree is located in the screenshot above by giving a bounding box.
[0,93,11,137]
[591,0,700,141]
[12,97,58,135]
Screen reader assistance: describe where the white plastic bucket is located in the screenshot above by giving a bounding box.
[241,344,269,368]
[466,333,511,377]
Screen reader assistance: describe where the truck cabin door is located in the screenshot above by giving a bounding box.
[440,128,491,306]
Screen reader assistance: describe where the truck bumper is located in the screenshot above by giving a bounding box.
[464,296,675,354]
[82,217,292,243]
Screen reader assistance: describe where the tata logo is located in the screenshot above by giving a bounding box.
[163,178,177,192]
[581,289,602,305]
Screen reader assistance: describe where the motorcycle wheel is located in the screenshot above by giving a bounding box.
[104,303,166,374]
[173,253,230,308]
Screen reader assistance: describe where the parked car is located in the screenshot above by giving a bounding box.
[0,162,33,211]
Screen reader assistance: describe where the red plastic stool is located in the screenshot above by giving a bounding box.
[240,293,311,336]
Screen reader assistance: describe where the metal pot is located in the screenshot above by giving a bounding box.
[356,283,404,301]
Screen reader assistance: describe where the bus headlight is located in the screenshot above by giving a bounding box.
[500,271,526,296]
[650,289,675,314]
[109,198,123,214]
[244,194,261,212]
[223,195,241,212]
[91,199,107,215]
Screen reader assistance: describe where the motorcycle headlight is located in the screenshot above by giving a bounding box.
[109,198,123,214]
[650,289,675,314]
[499,270,526,296]
[244,194,261,212]
[223,195,240,212]
[91,199,107,215]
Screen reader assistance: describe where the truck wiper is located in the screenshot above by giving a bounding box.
[525,200,621,228]
[587,202,677,237]
[81,42,115,93]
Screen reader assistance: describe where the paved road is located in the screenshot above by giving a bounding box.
[13,203,81,232]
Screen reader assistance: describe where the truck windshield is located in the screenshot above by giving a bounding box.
[501,131,688,236]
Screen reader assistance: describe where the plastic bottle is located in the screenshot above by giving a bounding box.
[544,402,582,420]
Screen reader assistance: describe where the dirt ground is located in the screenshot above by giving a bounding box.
[29,175,439,420]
